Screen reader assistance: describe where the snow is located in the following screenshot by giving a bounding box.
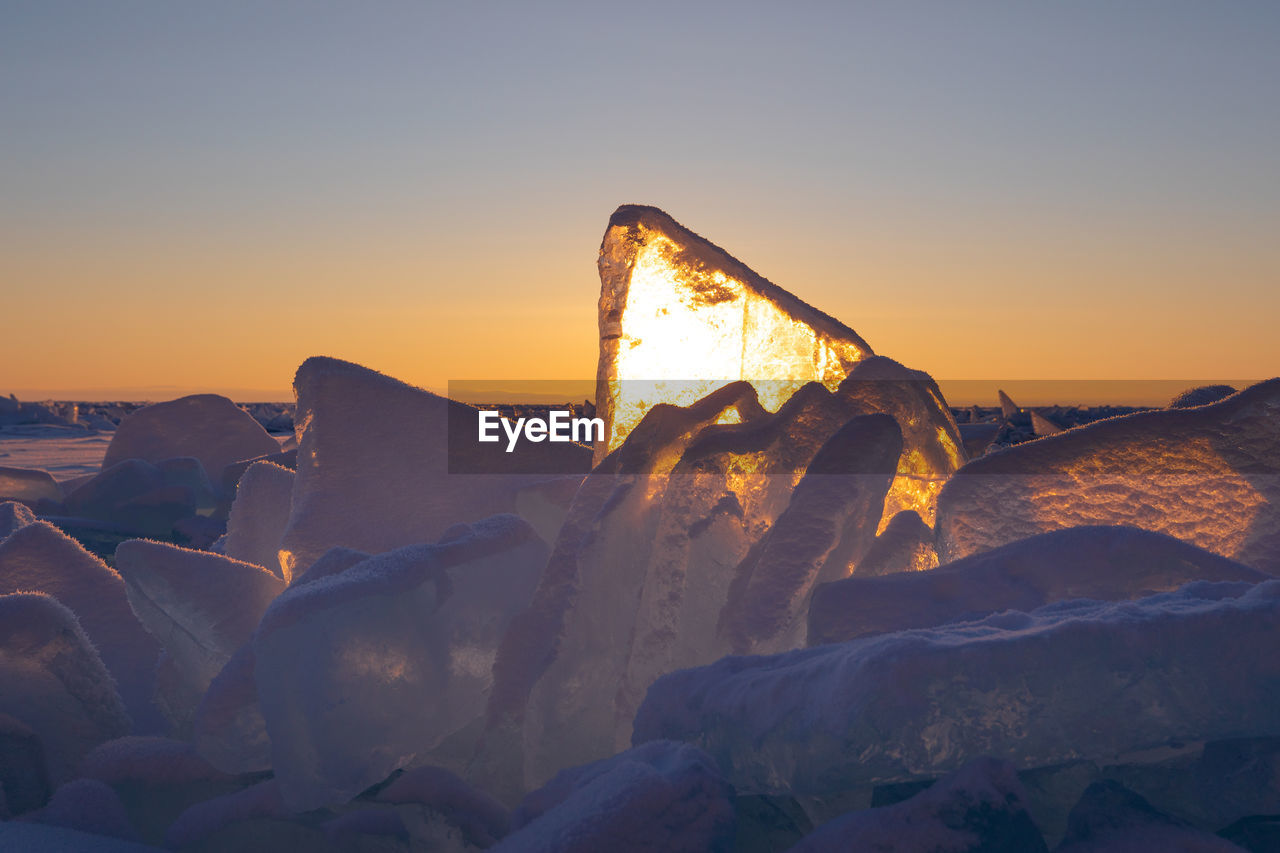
[493,740,735,853]
[112,539,285,720]
[277,356,589,578]
[102,394,279,490]
[0,593,132,783]
[0,521,162,733]
[0,823,164,852]
[787,758,1047,852]
[254,513,548,810]
[634,580,1280,797]
[0,425,112,481]
[221,460,294,578]
[936,378,1280,573]
[808,525,1269,646]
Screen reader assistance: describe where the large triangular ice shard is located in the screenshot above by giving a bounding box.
[935,378,1280,572]
[595,205,874,461]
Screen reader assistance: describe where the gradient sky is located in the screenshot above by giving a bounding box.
[3,1,1278,401]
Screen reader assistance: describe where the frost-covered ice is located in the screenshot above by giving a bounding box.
[634,580,1280,797]
[102,394,279,488]
[288,545,369,587]
[254,514,547,810]
[113,539,284,723]
[220,460,293,577]
[0,521,161,732]
[62,458,211,538]
[788,758,1047,852]
[807,525,1268,646]
[493,740,734,853]
[936,379,1280,573]
[0,499,36,538]
[0,593,131,783]
[25,778,138,842]
[594,204,873,459]
[163,778,285,850]
[277,356,589,578]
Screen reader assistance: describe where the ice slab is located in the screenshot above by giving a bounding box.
[254,514,547,810]
[595,205,873,460]
[102,395,279,488]
[221,461,293,577]
[0,465,61,504]
[277,356,589,579]
[192,644,269,774]
[789,758,1047,852]
[0,593,131,783]
[936,379,1280,573]
[719,413,901,655]
[634,580,1280,797]
[808,525,1268,646]
[855,509,937,577]
[0,522,161,732]
[494,740,734,853]
[113,540,284,723]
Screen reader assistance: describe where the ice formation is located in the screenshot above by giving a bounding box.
[1055,781,1246,852]
[634,580,1280,797]
[102,394,279,484]
[789,758,1047,852]
[936,379,1280,573]
[254,514,547,810]
[0,593,132,783]
[0,465,61,504]
[854,509,937,576]
[0,712,50,816]
[62,458,211,538]
[277,356,589,578]
[0,499,36,538]
[488,369,959,791]
[594,204,873,460]
[493,740,735,853]
[0,823,164,852]
[807,525,1268,646]
[719,413,901,655]
[112,539,284,725]
[191,645,267,774]
[220,461,294,577]
[0,521,161,732]
[26,778,139,842]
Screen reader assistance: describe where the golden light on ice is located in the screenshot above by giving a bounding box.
[596,206,873,461]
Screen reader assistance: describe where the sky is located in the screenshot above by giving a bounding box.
[3,1,1278,403]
